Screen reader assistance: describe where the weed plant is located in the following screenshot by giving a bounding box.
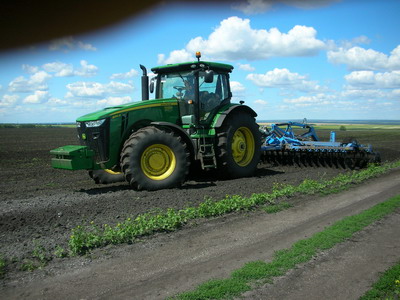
[68,160,400,255]
[19,241,52,271]
[54,245,67,258]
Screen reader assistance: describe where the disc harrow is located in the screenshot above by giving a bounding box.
[260,122,380,169]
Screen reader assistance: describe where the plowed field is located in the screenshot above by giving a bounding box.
[0,126,399,284]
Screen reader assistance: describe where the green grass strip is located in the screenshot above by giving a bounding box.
[173,194,400,300]
[360,261,400,300]
[68,161,400,255]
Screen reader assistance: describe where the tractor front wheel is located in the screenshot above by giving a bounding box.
[216,113,261,178]
[120,126,190,190]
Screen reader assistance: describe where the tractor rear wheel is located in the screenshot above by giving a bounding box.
[120,126,190,190]
[216,113,261,178]
[89,169,125,184]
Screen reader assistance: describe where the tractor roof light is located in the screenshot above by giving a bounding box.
[196,51,201,61]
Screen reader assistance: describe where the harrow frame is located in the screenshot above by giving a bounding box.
[260,122,379,169]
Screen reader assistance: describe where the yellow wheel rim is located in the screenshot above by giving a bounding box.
[104,169,122,175]
[141,144,176,180]
[231,127,255,167]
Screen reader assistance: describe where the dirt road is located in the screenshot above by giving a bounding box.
[2,168,400,300]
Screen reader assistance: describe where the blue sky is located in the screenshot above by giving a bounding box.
[0,0,399,123]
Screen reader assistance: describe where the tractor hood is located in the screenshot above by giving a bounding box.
[76,98,178,122]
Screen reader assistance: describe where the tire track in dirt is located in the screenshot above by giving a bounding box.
[241,211,400,300]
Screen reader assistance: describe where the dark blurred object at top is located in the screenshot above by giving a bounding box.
[0,0,227,51]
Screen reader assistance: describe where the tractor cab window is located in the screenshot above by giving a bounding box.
[199,72,229,123]
[158,71,196,124]
[158,71,194,100]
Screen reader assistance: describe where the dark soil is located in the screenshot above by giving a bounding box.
[0,127,399,279]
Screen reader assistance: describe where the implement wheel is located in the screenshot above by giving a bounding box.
[216,112,261,178]
[89,169,125,184]
[120,126,190,190]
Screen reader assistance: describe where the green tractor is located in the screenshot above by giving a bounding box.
[50,52,261,190]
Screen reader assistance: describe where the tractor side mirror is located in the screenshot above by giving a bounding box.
[149,77,155,93]
[204,70,214,83]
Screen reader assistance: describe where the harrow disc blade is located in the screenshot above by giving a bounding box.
[262,149,379,170]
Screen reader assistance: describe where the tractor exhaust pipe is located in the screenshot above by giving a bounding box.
[140,64,149,101]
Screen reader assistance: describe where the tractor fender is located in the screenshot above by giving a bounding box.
[150,121,195,158]
[213,104,258,128]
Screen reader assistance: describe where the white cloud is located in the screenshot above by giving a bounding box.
[110,69,139,80]
[47,98,68,106]
[158,49,194,65]
[97,96,132,106]
[0,94,19,107]
[281,0,340,9]
[247,68,324,92]
[42,61,74,77]
[66,82,104,98]
[283,93,335,106]
[74,60,99,77]
[238,63,255,71]
[8,71,51,92]
[106,81,134,94]
[330,35,371,51]
[232,0,273,15]
[351,35,371,46]
[160,17,325,63]
[23,91,49,104]
[392,89,400,98]
[345,70,400,89]
[78,41,97,51]
[42,60,98,77]
[341,89,388,100]
[328,45,400,71]
[49,36,97,52]
[230,81,246,94]
[232,0,339,14]
[71,100,98,108]
[66,81,134,98]
[22,64,40,74]
[254,99,268,106]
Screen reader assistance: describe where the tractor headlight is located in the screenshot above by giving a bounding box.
[85,119,106,127]
[76,122,81,128]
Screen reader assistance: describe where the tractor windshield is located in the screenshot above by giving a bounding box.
[158,71,193,100]
[158,70,230,125]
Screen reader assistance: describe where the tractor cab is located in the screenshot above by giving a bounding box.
[150,52,233,128]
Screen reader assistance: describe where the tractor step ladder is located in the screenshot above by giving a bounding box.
[199,144,217,169]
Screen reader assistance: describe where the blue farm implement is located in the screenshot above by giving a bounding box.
[260,122,380,169]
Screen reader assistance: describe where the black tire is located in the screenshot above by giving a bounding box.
[216,113,261,178]
[120,126,190,191]
[89,169,126,184]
